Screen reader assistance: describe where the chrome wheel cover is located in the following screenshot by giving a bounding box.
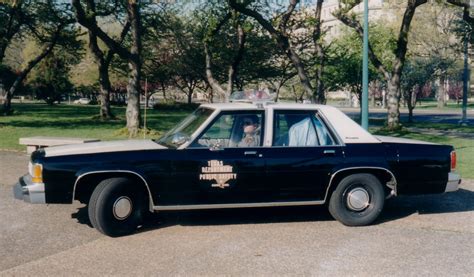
[346,187,370,211]
[113,196,133,220]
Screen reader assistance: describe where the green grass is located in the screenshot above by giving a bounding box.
[373,128,474,179]
[415,100,474,110]
[0,103,190,151]
[403,122,474,134]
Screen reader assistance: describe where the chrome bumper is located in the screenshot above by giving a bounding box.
[13,175,46,204]
[445,172,461,192]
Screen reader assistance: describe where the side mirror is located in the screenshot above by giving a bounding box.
[171,133,189,146]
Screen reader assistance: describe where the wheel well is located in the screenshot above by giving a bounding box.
[74,172,151,208]
[326,168,396,201]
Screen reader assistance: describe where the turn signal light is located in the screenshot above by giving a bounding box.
[31,164,43,183]
[450,151,457,171]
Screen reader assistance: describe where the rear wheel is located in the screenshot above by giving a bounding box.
[328,173,384,226]
[88,177,146,237]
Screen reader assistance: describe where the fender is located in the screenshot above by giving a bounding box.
[323,166,398,202]
[72,168,155,211]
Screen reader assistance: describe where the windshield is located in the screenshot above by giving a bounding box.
[157,107,214,148]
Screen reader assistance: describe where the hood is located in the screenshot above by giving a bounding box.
[44,139,166,157]
[374,135,439,145]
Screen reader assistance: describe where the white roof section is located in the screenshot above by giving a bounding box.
[200,102,259,110]
[318,105,380,144]
[199,102,380,144]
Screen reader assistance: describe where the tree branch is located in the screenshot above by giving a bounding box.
[72,0,131,60]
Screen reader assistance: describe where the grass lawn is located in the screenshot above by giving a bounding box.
[416,100,474,110]
[0,103,190,151]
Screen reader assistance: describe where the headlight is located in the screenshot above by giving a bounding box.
[29,162,43,183]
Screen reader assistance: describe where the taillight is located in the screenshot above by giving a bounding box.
[450,151,457,171]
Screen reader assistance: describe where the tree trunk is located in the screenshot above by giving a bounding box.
[204,43,227,101]
[161,83,167,100]
[437,75,447,108]
[387,77,401,129]
[98,60,113,118]
[406,88,414,123]
[187,90,193,104]
[125,1,142,137]
[227,24,246,96]
[313,0,325,104]
[285,47,313,98]
[126,59,141,138]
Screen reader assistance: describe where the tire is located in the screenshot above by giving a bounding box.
[328,173,385,226]
[88,177,146,237]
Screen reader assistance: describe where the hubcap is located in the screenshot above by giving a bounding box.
[346,187,370,211]
[113,196,132,220]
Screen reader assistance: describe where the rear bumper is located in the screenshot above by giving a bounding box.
[445,172,461,192]
[13,175,46,204]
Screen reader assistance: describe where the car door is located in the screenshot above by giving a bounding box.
[166,111,267,205]
[264,109,344,201]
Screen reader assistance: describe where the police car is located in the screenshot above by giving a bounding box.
[14,91,461,237]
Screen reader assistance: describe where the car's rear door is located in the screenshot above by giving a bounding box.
[263,109,344,201]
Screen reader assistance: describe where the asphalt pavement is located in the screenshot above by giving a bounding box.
[1,151,473,276]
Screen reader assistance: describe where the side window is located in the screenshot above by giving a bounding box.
[190,112,264,148]
[273,111,335,147]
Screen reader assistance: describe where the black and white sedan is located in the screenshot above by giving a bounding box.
[14,97,461,236]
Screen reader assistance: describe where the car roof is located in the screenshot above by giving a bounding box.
[199,102,380,144]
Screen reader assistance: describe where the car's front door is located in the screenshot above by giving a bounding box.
[166,111,267,205]
[264,110,344,201]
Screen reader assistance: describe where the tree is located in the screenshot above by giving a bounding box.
[72,0,143,137]
[1,1,78,115]
[0,1,21,64]
[228,0,319,102]
[325,28,382,112]
[203,10,247,102]
[33,53,75,105]
[408,4,463,109]
[85,1,131,119]
[333,0,428,130]
[400,58,437,122]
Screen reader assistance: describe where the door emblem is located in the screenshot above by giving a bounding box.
[200,160,237,189]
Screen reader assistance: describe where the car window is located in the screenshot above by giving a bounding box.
[273,111,335,147]
[190,112,264,148]
[158,107,214,148]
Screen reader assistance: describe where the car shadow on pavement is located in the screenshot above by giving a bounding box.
[70,188,474,234]
[142,205,334,231]
[71,205,93,228]
[377,188,474,224]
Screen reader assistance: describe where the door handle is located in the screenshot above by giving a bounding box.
[323,149,336,155]
[244,151,263,157]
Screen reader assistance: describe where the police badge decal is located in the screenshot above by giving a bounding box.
[199,160,237,189]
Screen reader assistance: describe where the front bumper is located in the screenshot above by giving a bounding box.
[445,172,461,192]
[13,174,46,204]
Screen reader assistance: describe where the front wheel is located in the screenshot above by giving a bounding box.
[328,173,385,226]
[88,177,146,237]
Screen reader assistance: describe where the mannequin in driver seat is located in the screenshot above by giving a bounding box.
[237,115,260,147]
